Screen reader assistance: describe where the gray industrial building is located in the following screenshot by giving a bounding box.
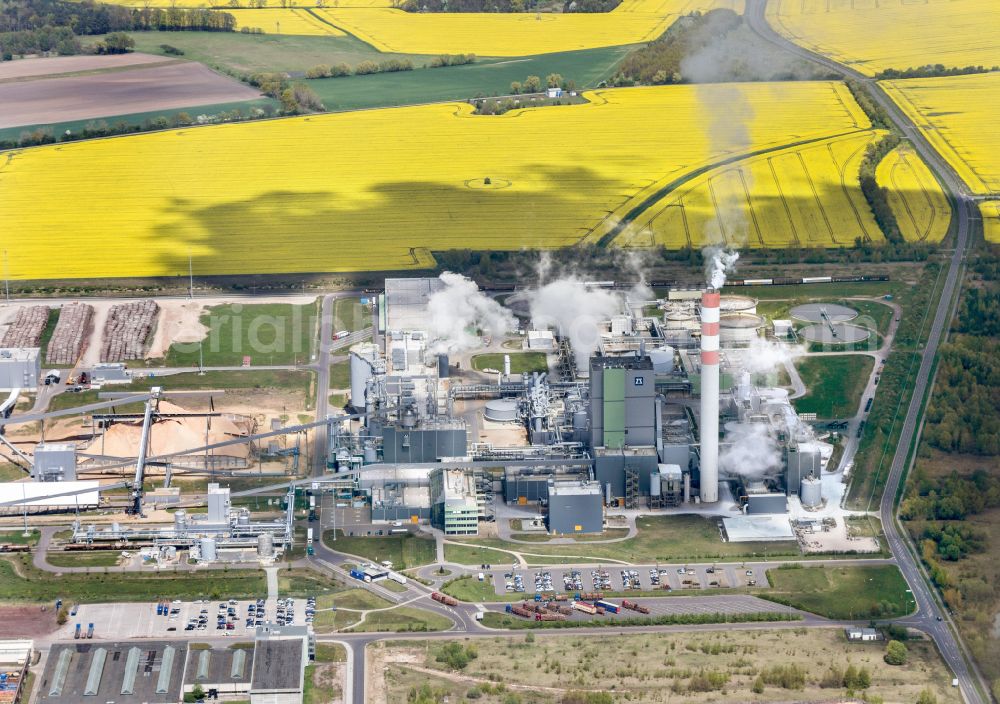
[746,493,788,514]
[547,481,603,534]
[430,468,479,536]
[383,277,445,332]
[250,625,312,704]
[502,467,590,505]
[589,356,656,448]
[0,348,40,391]
[183,646,252,697]
[381,418,467,463]
[38,641,187,704]
[785,442,823,495]
[31,442,77,482]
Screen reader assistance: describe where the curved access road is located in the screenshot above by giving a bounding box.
[744,2,984,701]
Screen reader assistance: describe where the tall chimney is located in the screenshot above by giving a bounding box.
[699,289,720,503]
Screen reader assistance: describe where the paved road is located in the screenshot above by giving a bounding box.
[745,3,984,701]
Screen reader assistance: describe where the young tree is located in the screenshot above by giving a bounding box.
[546,72,562,88]
[522,75,541,93]
[509,80,521,94]
[884,640,908,666]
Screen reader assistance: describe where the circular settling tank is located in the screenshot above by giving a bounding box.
[719,295,758,315]
[719,313,764,345]
[790,303,858,323]
[799,323,871,344]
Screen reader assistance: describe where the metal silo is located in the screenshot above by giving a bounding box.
[799,475,822,508]
[200,537,217,562]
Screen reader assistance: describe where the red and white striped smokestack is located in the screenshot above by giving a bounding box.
[699,289,720,503]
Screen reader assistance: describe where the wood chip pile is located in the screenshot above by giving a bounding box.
[101,300,159,362]
[46,303,94,365]
[0,306,50,347]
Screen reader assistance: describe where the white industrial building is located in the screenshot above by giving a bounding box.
[31,442,77,482]
[0,348,40,391]
[0,480,100,512]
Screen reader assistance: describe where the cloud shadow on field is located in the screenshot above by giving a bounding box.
[146,165,949,279]
[150,165,638,276]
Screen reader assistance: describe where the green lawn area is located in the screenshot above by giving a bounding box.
[446,515,801,565]
[131,369,313,392]
[346,606,453,633]
[46,552,121,568]
[333,297,372,333]
[164,300,319,367]
[793,355,874,419]
[304,644,346,704]
[440,575,501,602]
[329,361,350,389]
[0,555,268,602]
[761,565,913,619]
[322,530,436,569]
[313,588,391,631]
[123,30,429,75]
[471,352,549,374]
[308,45,633,112]
[0,530,38,546]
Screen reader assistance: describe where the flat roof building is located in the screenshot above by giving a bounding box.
[0,348,40,392]
[547,480,603,534]
[250,625,312,704]
[384,277,445,332]
[430,468,479,536]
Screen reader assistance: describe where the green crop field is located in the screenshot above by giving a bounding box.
[762,564,913,619]
[793,355,874,419]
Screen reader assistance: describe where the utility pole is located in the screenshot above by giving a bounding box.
[188,251,194,299]
[3,250,10,303]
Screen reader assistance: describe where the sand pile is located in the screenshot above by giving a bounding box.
[95,400,253,459]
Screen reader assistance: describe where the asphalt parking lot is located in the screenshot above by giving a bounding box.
[52,596,316,641]
[487,562,766,596]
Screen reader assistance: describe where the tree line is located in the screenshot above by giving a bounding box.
[876,63,999,80]
[858,134,904,243]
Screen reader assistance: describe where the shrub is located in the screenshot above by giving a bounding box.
[884,640,908,666]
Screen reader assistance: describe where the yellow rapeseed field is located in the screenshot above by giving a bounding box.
[767,0,1000,78]
[875,144,950,244]
[0,82,870,281]
[224,9,345,35]
[981,202,1000,245]
[315,0,742,55]
[882,72,1000,197]
[615,131,886,249]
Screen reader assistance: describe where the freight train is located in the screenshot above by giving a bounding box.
[481,274,889,292]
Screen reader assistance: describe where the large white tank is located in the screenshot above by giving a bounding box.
[800,475,822,508]
[649,472,661,497]
[484,399,519,423]
[257,533,274,558]
[647,346,675,373]
[719,313,764,346]
[350,347,376,410]
[173,509,187,533]
[719,295,758,315]
[200,537,217,562]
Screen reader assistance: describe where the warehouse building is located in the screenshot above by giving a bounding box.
[0,348,40,392]
[37,641,187,704]
[430,468,479,536]
[547,481,603,534]
[383,277,445,332]
[250,625,312,704]
[182,646,253,698]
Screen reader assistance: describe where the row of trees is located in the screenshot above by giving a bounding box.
[0,0,236,36]
[509,73,574,94]
[247,71,324,113]
[858,134,905,243]
[876,63,999,80]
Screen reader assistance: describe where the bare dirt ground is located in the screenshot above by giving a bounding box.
[0,61,261,128]
[0,605,62,638]
[0,53,174,81]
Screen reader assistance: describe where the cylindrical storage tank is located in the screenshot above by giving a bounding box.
[605,482,613,505]
[800,476,822,507]
[350,349,375,410]
[437,354,450,379]
[719,295,758,315]
[484,399,519,423]
[650,472,661,497]
[573,409,588,432]
[647,346,675,373]
[200,537,217,562]
[363,444,378,464]
[257,533,274,558]
[719,313,764,346]
[237,513,250,527]
[173,509,187,532]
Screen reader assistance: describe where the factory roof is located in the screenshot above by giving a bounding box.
[37,641,186,704]
[35,442,77,452]
[250,638,305,693]
[0,481,99,509]
[0,348,39,361]
[722,515,795,542]
[590,354,653,371]
[548,480,602,497]
[182,646,252,687]
[384,277,446,331]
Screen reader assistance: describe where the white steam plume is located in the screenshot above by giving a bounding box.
[526,277,622,370]
[720,422,782,479]
[426,272,516,353]
[739,337,803,375]
[704,246,740,289]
